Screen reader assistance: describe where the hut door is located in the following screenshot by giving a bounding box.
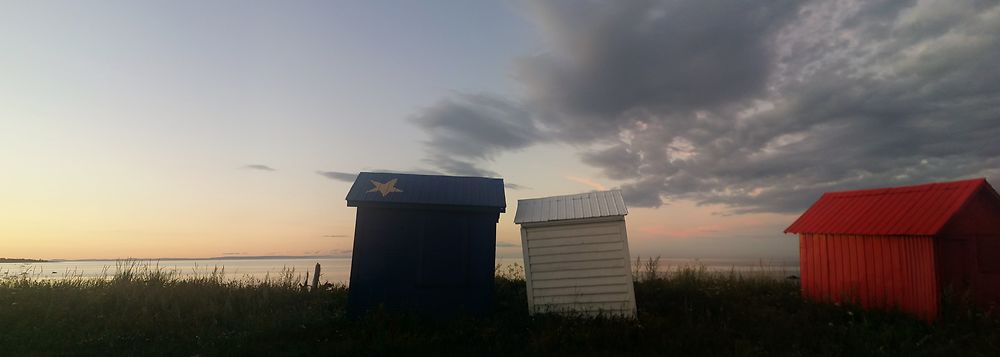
[417,212,471,288]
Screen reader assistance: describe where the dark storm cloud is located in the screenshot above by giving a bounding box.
[242,164,276,171]
[316,171,357,182]
[580,145,642,180]
[655,0,1000,212]
[517,0,801,141]
[619,177,669,208]
[412,0,1000,213]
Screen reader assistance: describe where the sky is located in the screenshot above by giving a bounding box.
[2,0,999,261]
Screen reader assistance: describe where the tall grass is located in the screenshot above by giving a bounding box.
[1,259,997,356]
[0,260,337,355]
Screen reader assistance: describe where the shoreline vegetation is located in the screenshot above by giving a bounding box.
[1,259,997,356]
[0,258,48,263]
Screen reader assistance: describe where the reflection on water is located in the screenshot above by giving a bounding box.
[1,257,799,284]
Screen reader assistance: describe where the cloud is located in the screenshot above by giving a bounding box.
[411,93,547,176]
[422,155,500,177]
[322,234,348,238]
[412,93,545,159]
[221,252,245,256]
[327,249,353,257]
[517,0,801,141]
[370,168,445,176]
[316,171,357,182]
[580,145,642,180]
[242,164,276,171]
[317,168,453,183]
[495,241,520,247]
[565,176,607,191]
[504,182,529,190]
[408,0,1000,213]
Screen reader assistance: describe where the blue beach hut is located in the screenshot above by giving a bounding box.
[345,172,506,316]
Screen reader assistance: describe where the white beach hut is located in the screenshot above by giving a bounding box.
[514,190,637,317]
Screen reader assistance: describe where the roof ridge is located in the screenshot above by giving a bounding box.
[826,178,985,197]
[516,189,623,202]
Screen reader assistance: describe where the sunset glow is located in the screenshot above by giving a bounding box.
[3,1,997,263]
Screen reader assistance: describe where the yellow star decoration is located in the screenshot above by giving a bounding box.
[367,178,403,197]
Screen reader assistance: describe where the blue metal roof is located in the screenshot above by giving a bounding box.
[346,172,506,211]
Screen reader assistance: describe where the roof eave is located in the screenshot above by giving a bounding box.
[515,215,626,227]
[348,200,505,213]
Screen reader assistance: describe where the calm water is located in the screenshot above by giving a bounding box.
[0,258,354,284]
[0,257,799,284]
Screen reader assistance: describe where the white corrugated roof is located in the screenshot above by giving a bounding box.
[514,190,628,224]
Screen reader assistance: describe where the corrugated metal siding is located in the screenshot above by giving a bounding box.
[514,190,627,224]
[785,178,986,236]
[799,234,939,321]
[520,220,637,317]
[346,172,505,211]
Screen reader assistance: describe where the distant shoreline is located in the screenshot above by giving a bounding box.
[2,256,799,266]
[0,258,49,263]
[26,255,352,263]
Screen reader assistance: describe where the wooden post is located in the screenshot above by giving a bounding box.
[312,263,321,292]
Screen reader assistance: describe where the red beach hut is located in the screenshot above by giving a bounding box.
[785,178,1000,320]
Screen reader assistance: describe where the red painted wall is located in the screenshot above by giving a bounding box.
[799,234,939,321]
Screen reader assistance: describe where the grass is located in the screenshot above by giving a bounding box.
[1,259,997,356]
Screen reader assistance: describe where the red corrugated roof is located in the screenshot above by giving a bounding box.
[785,178,995,235]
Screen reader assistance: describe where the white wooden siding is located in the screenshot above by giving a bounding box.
[521,220,637,317]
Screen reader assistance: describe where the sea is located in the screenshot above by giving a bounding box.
[0,257,800,284]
